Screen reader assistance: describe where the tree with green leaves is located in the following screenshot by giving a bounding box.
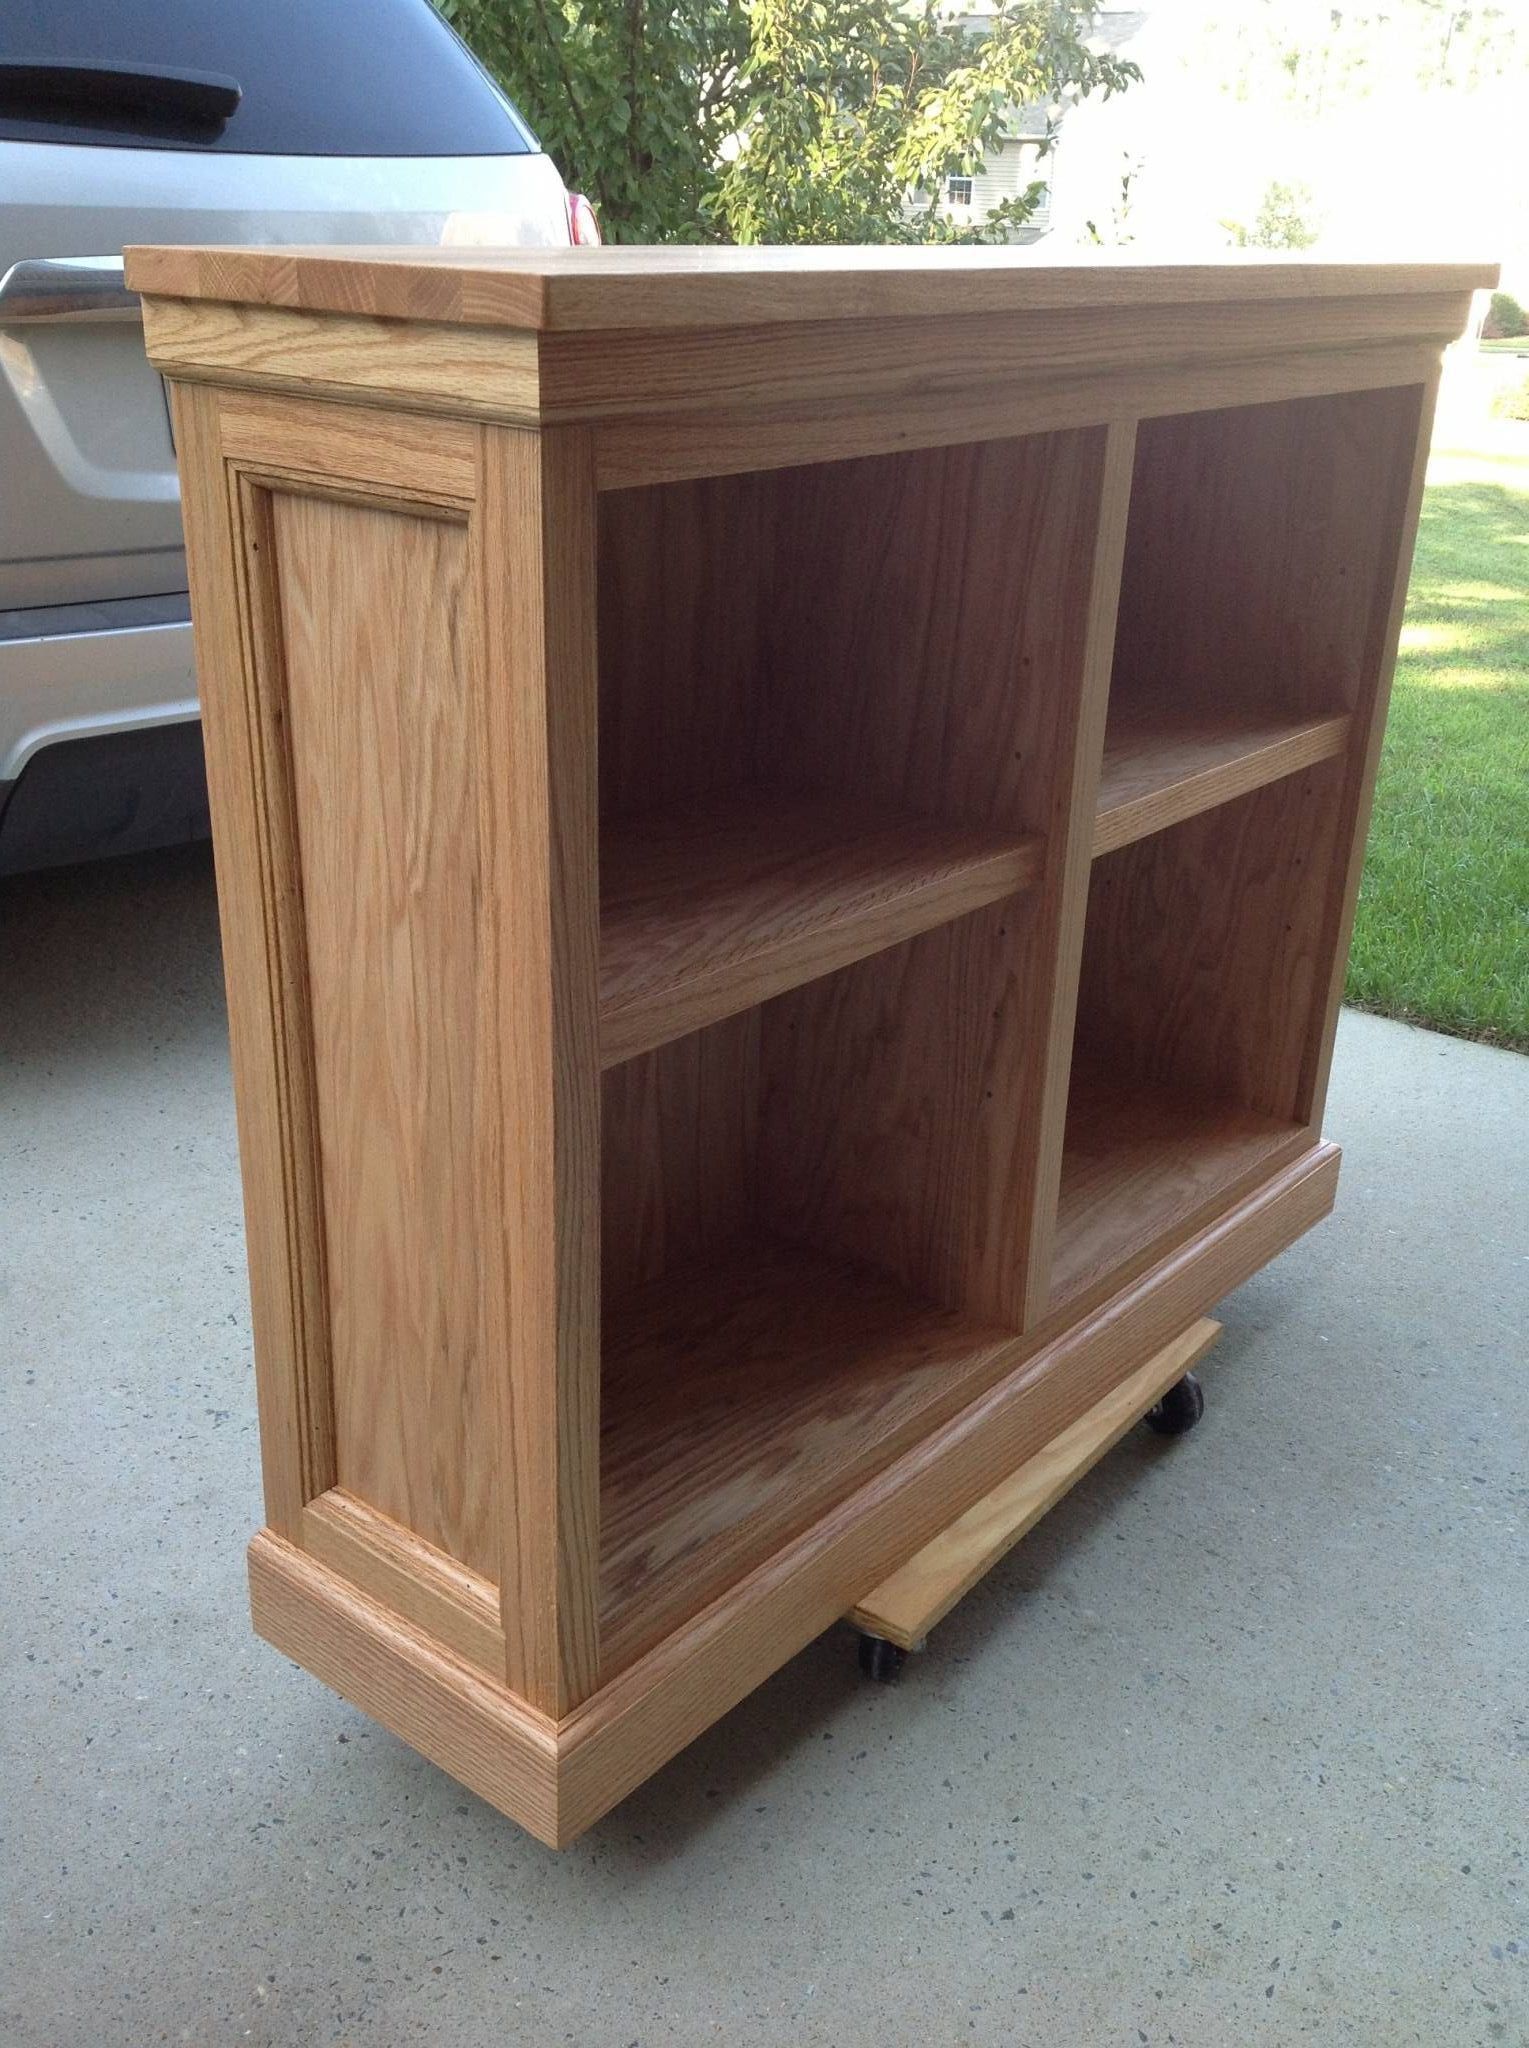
[437,0,1139,244]
[1222,179,1321,251]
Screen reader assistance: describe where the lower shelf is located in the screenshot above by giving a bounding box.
[600,1235,1018,1672]
[1050,1053,1303,1311]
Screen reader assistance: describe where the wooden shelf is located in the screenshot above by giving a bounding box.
[1050,1053,1303,1311]
[599,788,1042,1067]
[1094,703,1351,857]
[599,1236,1018,1671]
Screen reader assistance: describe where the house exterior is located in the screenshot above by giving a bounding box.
[936,5,1148,242]
[940,102,1056,242]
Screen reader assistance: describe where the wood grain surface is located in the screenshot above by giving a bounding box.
[248,1143,1339,1845]
[1010,418,1139,1316]
[301,1489,506,1676]
[1076,761,1348,1127]
[587,339,1449,493]
[1294,378,1438,1131]
[1111,387,1429,721]
[268,489,505,1579]
[140,295,539,421]
[753,429,1114,1331]
[600,1012,760,1302]
[1094,703,1352,857]
[167,385,337,1538]
[127,242,1496,331]
[536,295,1468,425]
[600,790,1040,1068]
[1050,1052,1303,1311]
[249,1532,564,1846]
[216,389,478,501]
[599,1236,1016,1674]
[562,1143,1337,1841]
[473,425,603,1715]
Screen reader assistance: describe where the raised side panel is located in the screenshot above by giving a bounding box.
[264,488,504,1579]
[168,384,335,1536]
[193,391,604,1713]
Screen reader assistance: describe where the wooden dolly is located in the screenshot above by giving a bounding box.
[848,1319,1221,1679]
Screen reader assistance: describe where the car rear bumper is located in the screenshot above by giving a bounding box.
[0,593,205,871]
[0,591,196,784]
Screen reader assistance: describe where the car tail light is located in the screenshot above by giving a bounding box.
[566,192,601,246]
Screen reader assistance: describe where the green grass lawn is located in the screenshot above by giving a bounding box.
[1346,418,1529,1049]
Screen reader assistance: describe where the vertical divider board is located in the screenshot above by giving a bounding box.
[755,426,1136,1332]
[1010,418,1140,1319]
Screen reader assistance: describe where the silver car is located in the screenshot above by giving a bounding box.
[0,0,592,872]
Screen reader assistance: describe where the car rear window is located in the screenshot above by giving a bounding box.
[0,0,536,155]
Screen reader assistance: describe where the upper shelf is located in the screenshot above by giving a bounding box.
[1094,702,1351,858]
[600,789,1042,1068]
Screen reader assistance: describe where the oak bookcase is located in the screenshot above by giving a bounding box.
[128,246,1492,1845]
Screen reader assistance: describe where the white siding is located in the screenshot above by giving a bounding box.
[932,4,1147,242]
[941,137,1052,241]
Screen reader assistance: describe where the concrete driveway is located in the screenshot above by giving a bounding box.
[2,844,1525,2047]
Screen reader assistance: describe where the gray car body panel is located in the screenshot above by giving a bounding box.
[0,139,571,810]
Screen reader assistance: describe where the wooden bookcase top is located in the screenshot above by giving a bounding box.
[125,243,1496,333]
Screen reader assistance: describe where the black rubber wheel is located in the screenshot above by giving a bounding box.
[1143,1370,1205,1438]
[857,1634,908,1683]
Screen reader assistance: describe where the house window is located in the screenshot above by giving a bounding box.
[946,176,974,207]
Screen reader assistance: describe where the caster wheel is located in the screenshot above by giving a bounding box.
[1143,1370,1205,1438]
[857,1634,908,1683]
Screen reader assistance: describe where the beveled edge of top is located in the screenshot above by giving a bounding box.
[124,243,1500,335]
